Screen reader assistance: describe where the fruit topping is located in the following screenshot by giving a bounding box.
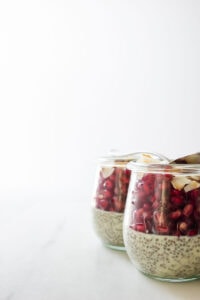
[130,172,200,236]
[95,166,131,213]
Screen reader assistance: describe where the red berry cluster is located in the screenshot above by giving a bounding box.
[130,173,200,236]
[95,167,131,213]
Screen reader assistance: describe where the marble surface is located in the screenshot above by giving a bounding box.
[1,194,200,300]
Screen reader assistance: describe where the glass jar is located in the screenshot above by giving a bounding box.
[92,151,168,250]
[123,162,200,282]
[92,153,132,250]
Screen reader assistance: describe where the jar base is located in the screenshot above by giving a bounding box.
[104,243,126,251]
[141,271,200,283]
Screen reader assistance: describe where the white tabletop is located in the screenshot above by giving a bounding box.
[1,194,200,300]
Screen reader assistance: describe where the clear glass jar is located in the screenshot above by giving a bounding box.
[92,151,168,250]
[124,162,200,282]
[92,153,132,250]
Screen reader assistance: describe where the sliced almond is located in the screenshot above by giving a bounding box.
[136,153,161,164]
[189,175,200,182]
[101,167,114,178]
[184,181,200,192]
[171,176,191,190]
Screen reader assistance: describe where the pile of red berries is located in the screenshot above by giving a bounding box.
[130,173,200,236]
[94,167,131,213]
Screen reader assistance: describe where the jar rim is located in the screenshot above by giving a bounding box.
[127,161,200,174]
[99,151,169,163]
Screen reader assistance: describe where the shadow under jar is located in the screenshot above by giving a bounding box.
[123,162,200,282]
[92,154,133,250]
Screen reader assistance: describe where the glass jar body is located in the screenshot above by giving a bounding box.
[124,163,200,282]
[92,160,131,250]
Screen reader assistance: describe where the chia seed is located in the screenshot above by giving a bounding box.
[124,228,200,280]
[92,207,124,249]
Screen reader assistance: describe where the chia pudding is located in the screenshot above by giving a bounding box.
[92,208,124,248]
[125,228,200,280]
[123,162,200,281]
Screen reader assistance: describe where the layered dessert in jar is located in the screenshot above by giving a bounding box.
[124,160,200,281]
[92,154,131,250]
[92,152,168,250]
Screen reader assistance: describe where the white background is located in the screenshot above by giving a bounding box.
[1,1,200,299]
[0,0,200,200]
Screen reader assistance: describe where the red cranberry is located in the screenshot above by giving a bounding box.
[125,169,131,178]
[143,202,152,211]
[188,229,198,236]
[169,209,182,220]
[103,190,113,199]
[143,184,153,195]
[183,204,193,217]
[171,196,184,207]
[121,174,130,184]
[135,224,146,232]
[109,174,116,182]
[98,198,109,210]
[103,179,114,190]
[156,226,169,234]
[190,189,200,200]
[171,189,183,197]
[164,174,173,181]
[142,173,155,184]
